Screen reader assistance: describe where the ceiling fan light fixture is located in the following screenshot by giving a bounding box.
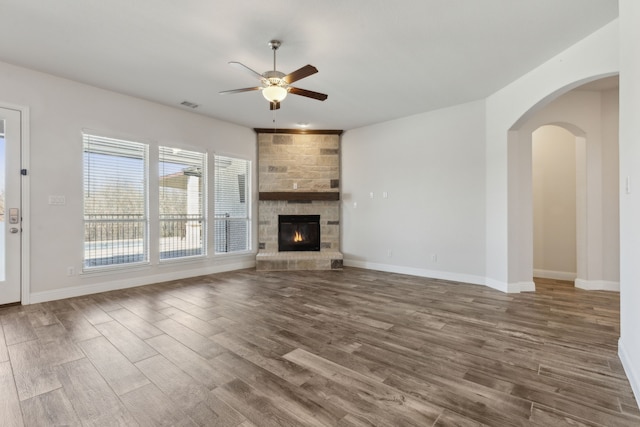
[221,40,327,109]
[262,85,288,103]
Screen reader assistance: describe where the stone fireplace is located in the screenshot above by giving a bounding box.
[255,130,343,271]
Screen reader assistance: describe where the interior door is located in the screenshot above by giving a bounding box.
[0,106,22,305]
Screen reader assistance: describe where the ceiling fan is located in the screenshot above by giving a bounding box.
[219,40,328,110]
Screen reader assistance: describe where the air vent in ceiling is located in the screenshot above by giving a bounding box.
[180,100,199,109]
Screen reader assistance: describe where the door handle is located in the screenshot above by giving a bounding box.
[10,228,19,234]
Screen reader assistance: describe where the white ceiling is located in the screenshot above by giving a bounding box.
[0,0,618,131]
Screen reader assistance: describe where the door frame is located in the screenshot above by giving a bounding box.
[1,102,30,305]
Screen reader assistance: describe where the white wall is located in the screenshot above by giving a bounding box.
[346,20,620,293]
[618,0,640,408]
[532,125,576,278]
[0,60,257,303]
[341,100,487,285]
[602,89,620,284]
[515,89,619,289]
[485,19,619,291]
[340,16,620,294]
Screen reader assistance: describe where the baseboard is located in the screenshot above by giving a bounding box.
[574,278,620,291]
[619,338,640,410]
[511,281,536,293]
[344,259,539,294]
[484,277,510,293]
[344,258,488,288]
[487,279,535,293]
[29,258,256,304]
[533,269,576,281]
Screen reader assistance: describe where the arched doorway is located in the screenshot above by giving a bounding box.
[532,125,578,282]
[507,76,619,291]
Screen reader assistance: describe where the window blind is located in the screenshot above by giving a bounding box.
[159,146,206,259]
[83,133,148,268]
[214,155,250,253]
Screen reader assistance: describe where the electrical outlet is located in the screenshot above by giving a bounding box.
[431,254,438,262]
[387,249,393,257]
[293,182,298,190]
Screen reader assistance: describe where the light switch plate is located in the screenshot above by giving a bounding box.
[49,195,66,205]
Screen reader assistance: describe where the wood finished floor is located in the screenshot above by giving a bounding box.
[1,268,639,426]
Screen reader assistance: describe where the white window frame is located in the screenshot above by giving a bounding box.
[158,146,207,261]
[213,154,252,254]
[82,133,149,271]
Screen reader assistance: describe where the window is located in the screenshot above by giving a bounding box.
[214,155,250,253]
[83,134,148,269]
[159,147,206,260]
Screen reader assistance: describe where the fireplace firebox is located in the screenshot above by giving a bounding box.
[278,215,320,252]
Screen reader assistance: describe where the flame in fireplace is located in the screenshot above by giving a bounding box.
[293,230,304,242]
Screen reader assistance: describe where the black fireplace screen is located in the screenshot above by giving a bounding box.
[278,215,320,251]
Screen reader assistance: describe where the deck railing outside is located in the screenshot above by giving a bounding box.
[84,214,205,267]
[84,214,146,267]
[84,213,248,267]
[159,214,203,259]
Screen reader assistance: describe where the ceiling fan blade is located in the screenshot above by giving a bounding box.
[219,87,262,95]
[288,86,328,101]
[229,62,266,82]
[269,101,281,110]
[283,64,318,84]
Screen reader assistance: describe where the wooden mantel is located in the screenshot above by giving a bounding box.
[259,192,340,201]
[254,128,343,135]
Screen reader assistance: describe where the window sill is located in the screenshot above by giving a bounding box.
[81,262,151,276]
[214,250,256,258]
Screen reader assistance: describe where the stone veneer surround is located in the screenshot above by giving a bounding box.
[256,130,343,271]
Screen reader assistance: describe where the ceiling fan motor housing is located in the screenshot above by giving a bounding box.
[263,70,287,87]
[268,40,281,50]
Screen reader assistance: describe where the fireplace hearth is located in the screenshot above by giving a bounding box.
[278,215,320,252]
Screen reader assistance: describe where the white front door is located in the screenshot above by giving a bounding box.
[0,106,22,305]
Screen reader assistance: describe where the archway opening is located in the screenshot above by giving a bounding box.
[532,125,578,281]
[507,75,619,292]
